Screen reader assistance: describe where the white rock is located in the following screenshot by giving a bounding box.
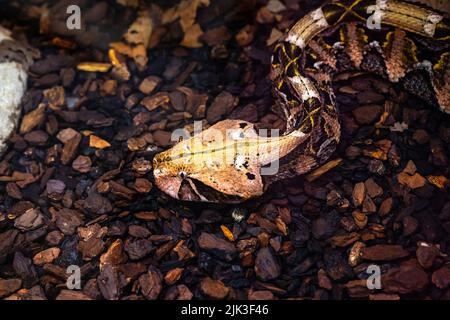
[0,27,28,154]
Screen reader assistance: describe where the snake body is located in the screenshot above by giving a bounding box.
[153,0,449,203]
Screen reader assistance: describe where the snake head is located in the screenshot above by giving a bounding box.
[152,120,268,203]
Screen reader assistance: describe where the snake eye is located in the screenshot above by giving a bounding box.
[179,171,187,179]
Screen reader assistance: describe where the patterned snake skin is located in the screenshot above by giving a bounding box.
[153,0,450,203]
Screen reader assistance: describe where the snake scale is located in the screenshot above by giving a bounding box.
[153,0,450,203]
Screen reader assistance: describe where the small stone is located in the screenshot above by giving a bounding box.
[97,264,121,300]
[402,216,418,236]
[0,278,22,298]
[100,79,117,96]
[340,216,357,232]
[139,266,163,300]
[348,241,365,267]
[100,239,128,269]
[362,196,377,213]
[362,244,409,261]
[432,265,450,289]
[14,208,44,231]
[8,201,34,219]
[364,178,383,198]
[345,146,361,158]
[254,247,281,281]
[235,25,255,46]
[311,211,340,240]
[412,129,429,144]
[77,224,107,261]
[352,104,383,124]
[55,208,84,235]
[352,211,368,229]
[248,290,275,300]
[202,26,231,46]
[55,289,92,300]
[352,182,366,206]
[369,293,400,300]
[124,238,153,260]
[324,250,354,281]
[46,179,66,195]
[164,268,184,285]
[200,277,230,299]
[318,269,333,290]
[152,130,172,147]
[83,279,102,300]
[329,232,360,248]
[356,91,385,104]
[3,285,46,300]
[32,247,61,265]
[24,130,49,145]
[45,231,64,246]
[134,178,152,193]
[43,86,65,109]
[13,252,38,287]
[416,242,440,269]
[139,76,161,94]
[198,232,237,262]
[141,92,170,111]
[6,182,22,199]
[171,284,193,300]
[344,279,370,298]
[83,192,112,215]
[378,197,393,217]
[206,91,238,123]
[72,155,92,173]
[382,260,428,294]
[288,194,309,207]
[397,172,426,189]
[403,160,417,175]
[128,225,151,238]
[256,6,274,24]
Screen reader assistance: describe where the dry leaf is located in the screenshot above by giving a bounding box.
[159,0,210,48]
[362,150,387,160]
[109,42,132,57]
[427,175,448,189]
[162,0,210,31]
[220,225,235,242]
[375,111,389,128]
[89,135,111,149]
[108,49,122,66]
[110,9,154,71]
[306,158,343,182]
[124,10,153,48]
[20,104,46,134]
[275,217,288,236]
[51,37,76,49]
[39,5,50,34]
[181,23,203,48]
[266,28,283,46]
[77,62,112,72]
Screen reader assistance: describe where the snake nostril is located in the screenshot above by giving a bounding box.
[179,171,187,179]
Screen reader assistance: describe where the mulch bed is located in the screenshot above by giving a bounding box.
[0,0,449,300]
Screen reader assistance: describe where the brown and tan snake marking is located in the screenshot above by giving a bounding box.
[153,0,450,203]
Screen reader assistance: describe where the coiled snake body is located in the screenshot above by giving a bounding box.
[153,0,450,203]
